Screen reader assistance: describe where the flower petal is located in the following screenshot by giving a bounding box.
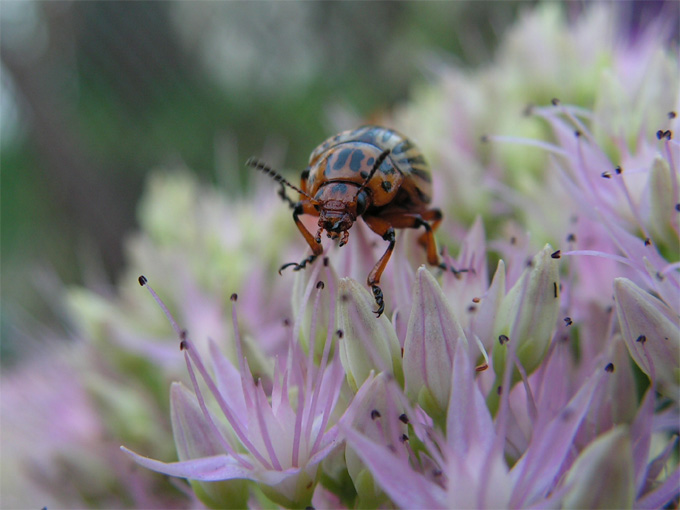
[403,266,468,418]
[614,277,680,400]
[336,278,403,391]
[562,426,634,509]
[120,447,268,482]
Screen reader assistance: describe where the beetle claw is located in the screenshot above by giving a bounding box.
[279,254,318,275]
[371,285,385,318]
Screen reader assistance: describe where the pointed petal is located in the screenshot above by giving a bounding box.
[510,367,602,506]
[170,382,233,461]
[120,447,268,482]
[404,266,467,418]
[341,425,445,509]
[471,259,506,352]
[647,155,678,248]
[336,278,403,391]
[209,341,247,420]
[635,466,680,510]
[494,245,560,379]
[447,341,494,461]
[562,426,635,509]
[614,277,680,400]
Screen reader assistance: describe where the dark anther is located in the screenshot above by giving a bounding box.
[669,111,677,119]
[551,98,560,106]
[498,334,509,345]
[601,171,611,179]
[138,275,148,286]
[636,334,647,344]
[676,203,680,212]
[644,237,652,246]
[574,130,582,138]
[554,281,559,298]
[566,233,576,243]
[398,413,409,424]
[655,129,671,140]
[323,257,329,267]
[564,317,573,326]
[510,236,517,245]
[551,250,561,259]
[283,318,291,327]
[316,281,325,289]
[475,363,489,372]
[400,434,409,443]
[230,293,238,302]
[605,363,615,373]
[497,386,503,395]
[615,165,622,174]
[370,409,381,420]
[179,340,187,350]
[472,297,481,303]
[336,329,344,338]
[467,305,477,313]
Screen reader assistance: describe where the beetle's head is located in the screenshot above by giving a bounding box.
[317,202,354,246]
[315,188,369,247]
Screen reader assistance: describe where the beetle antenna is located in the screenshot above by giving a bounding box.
[246,158,315,201]
[356,149,390,196]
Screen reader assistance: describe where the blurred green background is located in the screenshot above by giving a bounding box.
[0,1,668,364]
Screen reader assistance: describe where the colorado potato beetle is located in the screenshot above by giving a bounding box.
[247,125,457,317]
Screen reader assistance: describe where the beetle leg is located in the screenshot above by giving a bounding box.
[277,183,297,210]
[417,209,466,275]
[417,208,442,247]
[362,216,397,317]
[280,201,323,273]
[372,210,465,275]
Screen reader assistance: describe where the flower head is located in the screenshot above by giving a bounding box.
[42,3,678,508]
[123,279,346,508]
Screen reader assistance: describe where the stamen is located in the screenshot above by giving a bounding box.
[293,275,325,467]
[182,335,272,469]
[482,134,568,156]
[182,344,254,470]
[253,379,283,470]
[138,276,182,337]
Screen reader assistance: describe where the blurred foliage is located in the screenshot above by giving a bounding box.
[2,1,541,363]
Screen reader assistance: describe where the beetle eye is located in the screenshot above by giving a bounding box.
[356,192,367,215]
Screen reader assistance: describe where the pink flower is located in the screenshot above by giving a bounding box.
[123,277,345,509]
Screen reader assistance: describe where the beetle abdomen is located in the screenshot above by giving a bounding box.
[307,125,432,208]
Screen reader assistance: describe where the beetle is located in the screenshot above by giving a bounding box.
[247,125,457,317]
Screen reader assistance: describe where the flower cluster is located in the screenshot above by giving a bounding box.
[4,3,678,509]
[119,5,678,508]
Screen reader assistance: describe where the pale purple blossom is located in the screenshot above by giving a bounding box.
[14,3,674,509]
[123,276,345,508]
